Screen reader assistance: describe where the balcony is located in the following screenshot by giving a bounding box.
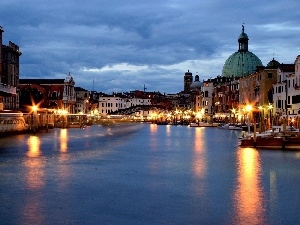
[0,83,16,95]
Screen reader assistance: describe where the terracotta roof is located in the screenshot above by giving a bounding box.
[278,64,295,72]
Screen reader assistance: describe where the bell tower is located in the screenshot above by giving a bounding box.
[184,70,193,94]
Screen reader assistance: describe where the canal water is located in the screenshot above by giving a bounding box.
[1,123,300,225]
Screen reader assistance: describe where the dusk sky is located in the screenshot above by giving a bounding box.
[1,0,299,94]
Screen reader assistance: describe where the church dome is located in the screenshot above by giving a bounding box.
[266,58,280,68]
[190,74,202,91]
[222,51,263,77]
[222,25,263,77]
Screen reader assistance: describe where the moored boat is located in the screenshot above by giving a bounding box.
[190,122,218,127]
[240,133,300,150]
[0,110,28,134]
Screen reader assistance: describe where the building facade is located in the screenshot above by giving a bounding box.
[19,73,76,113]
[98,94,151,115]
[272,64,294,116]
[74,87,90,114]
[0,26,22,110]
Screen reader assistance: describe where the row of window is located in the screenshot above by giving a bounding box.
[101,102,123,108]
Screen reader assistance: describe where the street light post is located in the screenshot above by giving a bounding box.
[231,108,236,126]
[268,104,273,130]
[245,104,253,134]
[258,106,264,133]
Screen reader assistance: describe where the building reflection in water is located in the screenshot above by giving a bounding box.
[191,128,207,196]
[269,170,278,222]
[22,135,45,224]
[233,147,265,224]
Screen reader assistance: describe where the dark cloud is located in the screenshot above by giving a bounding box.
[0,0,299,93]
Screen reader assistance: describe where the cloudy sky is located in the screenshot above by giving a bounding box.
[1,0,299,94]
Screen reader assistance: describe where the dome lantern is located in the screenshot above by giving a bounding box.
[238,24,249,52]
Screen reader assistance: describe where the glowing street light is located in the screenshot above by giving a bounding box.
[268,104,273,129]
[245,104,253,113]
[32,105,38,112]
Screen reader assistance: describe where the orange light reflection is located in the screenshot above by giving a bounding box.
[22,135,45,224]
[27,135,41,157]
[166,125,171,136]
[60,128,68,153]
[233,147,265,224]
[191,128,207,196]
[57,128,71,190]
[150,123,157,133]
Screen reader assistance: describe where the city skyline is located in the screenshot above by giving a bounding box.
[0,0,299,94]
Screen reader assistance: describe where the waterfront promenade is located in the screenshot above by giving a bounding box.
[1,124,300,224]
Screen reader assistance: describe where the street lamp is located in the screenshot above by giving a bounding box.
[231,108,237,125]
[268,104,273,130]
[32,105,38,112]
[31,105,39,132]
[245,104,253,134]
[258,106,264,132]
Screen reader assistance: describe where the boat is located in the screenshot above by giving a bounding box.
[218,123,242,130]
[240,132,300,150]
[190,122,218,127]
[0,110,28,133]
[156,121,169,125]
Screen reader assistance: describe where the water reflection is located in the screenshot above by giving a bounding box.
[27,135,41,157]
[192,128,206,178]
[191,128,207,196]
[60,128,68,153]
[150,123,157,133]
[21,135,45,224]
[269,170,278,221]
[233,147,265,224]
[149,124,158,151]
[25,135,45,189]
[166,125,171,136]
[57,129,71,191]
[20,194,45,225]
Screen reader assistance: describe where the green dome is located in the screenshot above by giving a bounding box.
[222,51,263,77]
[222,25,263,77]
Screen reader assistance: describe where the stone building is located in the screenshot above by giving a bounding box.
[212,76,239,122]
[19,73,76,113]
[190,73,203,112]
[74,87,90,114]
[0,26,22,110]
[273,64,295,116]
[239,58,278,105]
